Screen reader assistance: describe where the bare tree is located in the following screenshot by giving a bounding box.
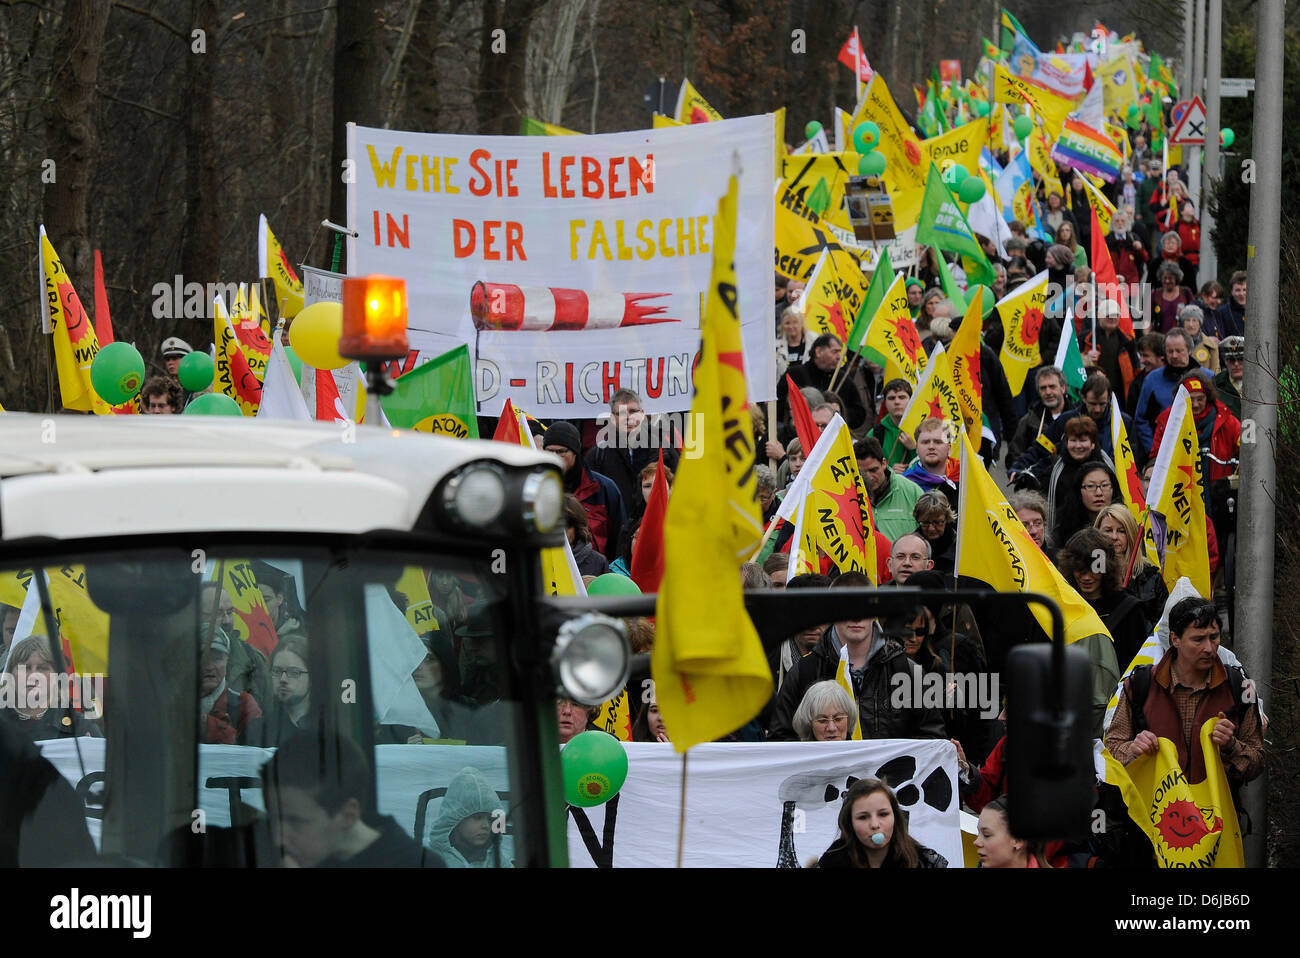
[524,0,594,125]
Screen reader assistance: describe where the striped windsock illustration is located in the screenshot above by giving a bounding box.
[470,281,678,331]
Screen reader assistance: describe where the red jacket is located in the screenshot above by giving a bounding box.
[1176,220,1201,264]
[1151,400,1241,481]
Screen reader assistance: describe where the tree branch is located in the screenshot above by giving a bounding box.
[111,1,186,40]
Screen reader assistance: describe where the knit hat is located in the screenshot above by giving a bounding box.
[542,421,582,458]
[905,278,926,291]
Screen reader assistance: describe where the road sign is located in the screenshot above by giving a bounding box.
[1220,77,1256,98]
[1169,95,1208,145]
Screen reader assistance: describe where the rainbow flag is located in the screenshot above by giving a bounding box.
[1049,117,1124,183]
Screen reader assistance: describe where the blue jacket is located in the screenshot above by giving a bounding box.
[1134,361,1201,452]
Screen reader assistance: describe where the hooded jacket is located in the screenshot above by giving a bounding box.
[427,766,512,868]
[1009,401,1133,478]
[768,625,946,742]
[1151,398,1241,481]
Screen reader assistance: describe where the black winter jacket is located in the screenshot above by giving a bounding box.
[768,625,946,741]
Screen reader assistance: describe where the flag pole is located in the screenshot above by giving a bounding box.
[675,752,689,868]
[1090,270,1097,347]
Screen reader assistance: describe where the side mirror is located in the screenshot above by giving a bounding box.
[1005,643,1095,840]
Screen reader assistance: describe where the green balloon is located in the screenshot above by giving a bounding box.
[283,343,303,386]
[976,284,997,316]
[942,164,969,186]
[804,120,823,140]
[858,150,887,177]
[182,392,243,416]
[562,730,629,807]
[177,350,214,392]
[587,573,642,597]
[852,121,881,153]
[974,101,990,117]
[957,176,986,204]
[1220,128,1235,148]
[1013,114,1034,141]
[1126,104,1141,119]
[90,341,145,406]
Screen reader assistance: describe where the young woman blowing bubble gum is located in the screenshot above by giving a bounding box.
[816,779,947,868]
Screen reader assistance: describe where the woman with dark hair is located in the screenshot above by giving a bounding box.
[608,514,642,578]
[912,492,956,575]
[1057,529,1149,669]
[818,779,947,868]
[631,687,669,743]
[975,797,1052,868]
[563,494,609,577]
[1052,460,1120,547]
[1041,415,1113,527]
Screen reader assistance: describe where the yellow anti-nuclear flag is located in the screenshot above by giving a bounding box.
[1024,123,1063,197]
[795,248,868,346]
[992,63,1076,138]
[259,214,305,319]
[1146,390,1212,597]
[773,182,852,283]
[210,558,280,661]
[1080,174,1116,235]
[996,269,1050,396]
[898,342,966,462]
[862,273,925,386]
[921,118,988,178]
[834,644,864,740]
[0,566,109,676]
[1103,719,1245,868]
[40,229,112,415]
[395,566,439,636]
[652,113,685,128]
[798,415,878,580]
[652,173,771,751]
[674,78,723,124]
[948,288,985,436]
[781,152,862,248]
[214,296,262,415]
[1110,393,1162,568]
[955,425,1120,728]
[855,73,926,191]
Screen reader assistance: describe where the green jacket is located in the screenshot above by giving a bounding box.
[869,471,923,543]
[870,417,917,470]
[1214,370,1242,419]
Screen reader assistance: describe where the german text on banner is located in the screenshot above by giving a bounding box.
[347,117,776,418]
[1103,720,1244,868]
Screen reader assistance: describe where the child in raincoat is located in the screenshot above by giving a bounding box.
[427,766,513,867]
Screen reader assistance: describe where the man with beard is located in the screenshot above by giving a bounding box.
[768,572,946,742]
[261,635,311,747]
[1135,327,1200,454]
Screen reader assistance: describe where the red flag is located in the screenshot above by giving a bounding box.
[92,249,113,345]
[313,368,345,421]
[630,450,669,593]
[837,26,873,81]
[786,373,823,455]
[1089,200,1135,337]
[491,398,525,444]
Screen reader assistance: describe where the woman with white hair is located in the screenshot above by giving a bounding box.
[792,680,858,742]
[0,635,101,742]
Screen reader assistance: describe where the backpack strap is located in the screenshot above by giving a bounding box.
[1126,665,1154,734]
[1224,666,1248,725]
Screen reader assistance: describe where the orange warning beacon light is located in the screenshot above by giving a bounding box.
[341,275,409,361]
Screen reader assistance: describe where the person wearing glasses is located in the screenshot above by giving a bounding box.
[791,681,857,742]
[911,492,957,576]
[1053,461,1120,547]
[261,635,311,748]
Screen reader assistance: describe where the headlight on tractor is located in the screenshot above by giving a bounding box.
[552,613,631,706]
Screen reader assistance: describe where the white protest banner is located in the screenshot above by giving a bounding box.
[566,739,962,868]
[347,117,777,418]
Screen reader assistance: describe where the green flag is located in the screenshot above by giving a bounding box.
[1054,319,1087,400]
[846,249,894,353]
[915,163,995,286]
[380,343,479,438]
[933,246,968,314]
[805,177,832,217]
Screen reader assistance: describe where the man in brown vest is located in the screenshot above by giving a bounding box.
[1105,597,1264,789]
